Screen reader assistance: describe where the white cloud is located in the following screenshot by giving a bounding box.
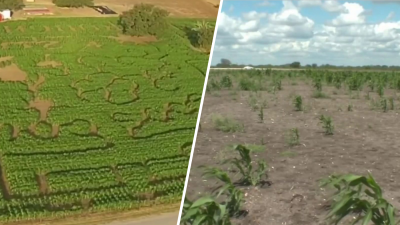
[327,3,366,26]
[213,0,400,66]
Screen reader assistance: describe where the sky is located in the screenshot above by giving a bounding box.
[211,0,400,66]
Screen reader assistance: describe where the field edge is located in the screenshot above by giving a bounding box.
[4,203,181,225]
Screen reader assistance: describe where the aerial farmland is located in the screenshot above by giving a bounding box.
[0,0,217,223]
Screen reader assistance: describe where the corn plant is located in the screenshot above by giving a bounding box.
[201,167,244,216]
[381,98,388,112]
[224,145,268,186]
[320,172,399,225]
[389,97,394,110]
[293,95,303,111]
[258,107,264,123]
[180,197,231,225]
[286,128,300,146]
[319,115,334,135]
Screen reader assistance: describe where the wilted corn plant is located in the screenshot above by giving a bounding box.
[319,115,334,135]
[320,172,399,225]
[223,145,268,186]
[293,95,303,111]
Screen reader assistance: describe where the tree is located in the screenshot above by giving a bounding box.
[220,58,231,66]
[312,63,318,68]
[191,20,214,52]
[290,61,301,68]
[118,4,169,37]
[0,0,24,11]
[52,0,93,8]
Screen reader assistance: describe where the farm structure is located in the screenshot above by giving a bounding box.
[23,7,53,16]
[0,10,11,20]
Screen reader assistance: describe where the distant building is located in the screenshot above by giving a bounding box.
[0,10,11,20]
[243,66,254,70]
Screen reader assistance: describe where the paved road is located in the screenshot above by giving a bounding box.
[106,212,179,225]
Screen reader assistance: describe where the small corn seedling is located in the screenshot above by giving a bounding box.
[347,104,353,112]
[381,98,388,112]
[286,128,300,146]
[293,95,303,111]
[389,97,395,110]
[313,78,323,92]
[224,145,268,186]
[220,75,233,89]
[319,115,334,135]
[377,84,385,97]
[258,107,264,123]
[320,172,399,225]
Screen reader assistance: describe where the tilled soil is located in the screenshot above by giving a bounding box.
[185,81,400,225]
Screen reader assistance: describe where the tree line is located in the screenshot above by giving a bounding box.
[214,58,400,70]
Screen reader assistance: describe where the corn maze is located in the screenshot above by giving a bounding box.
[0,17,210,222]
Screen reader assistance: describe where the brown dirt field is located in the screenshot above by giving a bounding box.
[12,0,218,19]
[108,35,157,44]
[0,64,27,82]
[28,98,54,121]
[186,77,400,225]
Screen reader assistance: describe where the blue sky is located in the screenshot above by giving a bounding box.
[211,0,400,66]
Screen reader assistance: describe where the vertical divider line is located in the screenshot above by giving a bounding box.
[175,0,225,224]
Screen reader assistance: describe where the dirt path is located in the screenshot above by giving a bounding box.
[105,212,178,225]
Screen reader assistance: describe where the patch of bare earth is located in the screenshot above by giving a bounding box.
[108,35,157,44]
[186,80,400,225]
[51,124,60,137]
[36,172,50,195]
[86,41,102,48]
[0,64,27,82]
[37,54,63,68]
[0,56,13,63]
[28,74,46,93]
[28,98,54,121]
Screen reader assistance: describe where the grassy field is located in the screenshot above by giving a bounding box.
[183,69,400,225]
[0,17,212,222]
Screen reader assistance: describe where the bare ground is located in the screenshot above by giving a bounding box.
[0,64,27,82]
[186,80,400,225]
[12,0,218,19]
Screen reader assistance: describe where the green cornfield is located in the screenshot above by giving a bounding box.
[0,17,212,222]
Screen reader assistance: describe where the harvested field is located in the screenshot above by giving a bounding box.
[0,16,214,224]
[184,69,400,225]
[11,0,218,19]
